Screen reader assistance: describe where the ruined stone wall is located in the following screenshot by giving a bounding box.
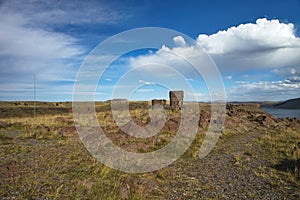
[169,91,184,110]
[151,99,166,109]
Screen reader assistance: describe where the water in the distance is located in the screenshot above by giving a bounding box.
[262,107,300,119]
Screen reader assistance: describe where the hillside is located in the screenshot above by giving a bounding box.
[231,98,300,109]
[274,97,300,109]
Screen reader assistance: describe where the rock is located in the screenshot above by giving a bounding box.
[54,126,77,137]
[226,103,234,111]
[1,160,18,179]
[199,110,210,128]
[255,115,267,124]
[0,121,9,128]
[44,126,50,132]
[54,116,67,123]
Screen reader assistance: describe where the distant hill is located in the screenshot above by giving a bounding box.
[230,101,279,108]
[229,98,300,109]
[274,97,300,109]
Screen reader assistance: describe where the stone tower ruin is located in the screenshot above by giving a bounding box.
[169,90,184,110]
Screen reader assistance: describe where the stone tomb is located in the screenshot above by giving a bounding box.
[169,90,184,110]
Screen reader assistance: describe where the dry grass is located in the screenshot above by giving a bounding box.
[0,101,300,199]
[0,102,173,199]
[255,128,300,192]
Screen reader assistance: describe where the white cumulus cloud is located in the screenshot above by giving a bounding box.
[173,35,186,47]
[129,18,300,100]
[131,18,300,73]
[198,18,298,54]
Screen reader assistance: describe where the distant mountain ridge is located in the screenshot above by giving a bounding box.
[274,97,300,109]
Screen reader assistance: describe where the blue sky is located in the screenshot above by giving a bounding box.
[0,0,300,101]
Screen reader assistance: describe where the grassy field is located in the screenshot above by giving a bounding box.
[0,101,299,199]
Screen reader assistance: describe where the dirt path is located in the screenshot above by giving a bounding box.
[160,131,295,199]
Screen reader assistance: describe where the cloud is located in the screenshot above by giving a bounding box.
[225,76,232,80]
[173,36,186,47]
[185,91,207,101]
[138,80,156,85]
[129,18,300,101]
[131,18,300,72]
[290,68,297,75]
[198,18,300,72]
[198,18,299,54]
[0,0,131,100]
[0,12,84,97]
[136,89,155,93]
[0,0,127,27]
[0,14,83,60]
[132,19,300,78]
[129,43,213,80]
[286,76,300,83]
[230,80,300,101]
